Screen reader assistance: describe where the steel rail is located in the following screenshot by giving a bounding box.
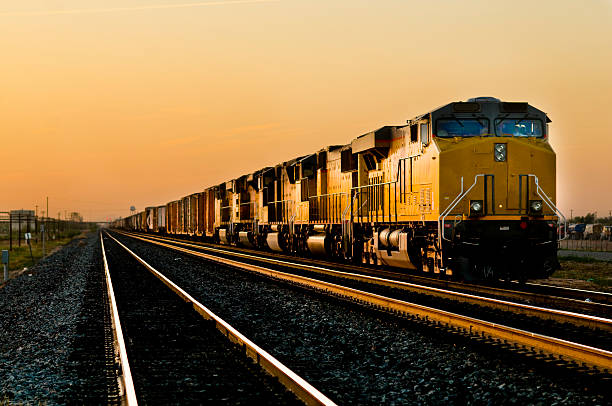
[118,231,612,332]
[110,231,612,373]
[103,231,336,406]
[100,233,138,406]
[522,281,612,305]
[118,231,612,307]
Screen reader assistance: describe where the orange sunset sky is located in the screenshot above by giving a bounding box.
[1,0,611,221]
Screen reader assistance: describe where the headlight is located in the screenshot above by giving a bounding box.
[529,200,543,215]
[494,143,507,161]
[470,200,484,216]
[494,143,507,162]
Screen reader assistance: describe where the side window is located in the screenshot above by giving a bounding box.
[420,123,429,145]
[410,124,418,142]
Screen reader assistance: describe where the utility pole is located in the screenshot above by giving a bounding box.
[41,210,45,256]
[46,197,49,236]
[570,209,573,220]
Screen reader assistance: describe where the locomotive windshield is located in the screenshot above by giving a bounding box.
[495,119,543,137]
[436,118,489,137]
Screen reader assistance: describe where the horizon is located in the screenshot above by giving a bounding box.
[2,0,611,221]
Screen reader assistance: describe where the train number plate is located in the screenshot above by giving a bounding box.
[500,226,510,231]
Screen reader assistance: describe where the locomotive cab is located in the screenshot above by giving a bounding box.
[434,98,563,280]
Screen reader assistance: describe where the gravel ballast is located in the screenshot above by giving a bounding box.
[102,235,302,404]
[0,232,105,404]
[112,232,610,405]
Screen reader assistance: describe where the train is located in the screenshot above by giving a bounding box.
[112,97,566,282]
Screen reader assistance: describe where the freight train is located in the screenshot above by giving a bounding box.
[112,97,566,281]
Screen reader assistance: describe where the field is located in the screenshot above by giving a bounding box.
[0,228,95,281]
[534,256,612,292]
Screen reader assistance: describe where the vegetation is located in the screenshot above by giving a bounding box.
[570,213,612,225]
[552,258,612,291]
[0,225,97,276]
[559,255,609,263]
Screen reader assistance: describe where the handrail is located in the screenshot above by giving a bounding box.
[349,154,421,222]
[341,193,356,257]
[308,193,348,222]
[437,174,568,256]
[289,201,307,223]
[268,199,294,205]
[438,176,465,242]
[342,193,357,221]
[309,192,348,199]
[289,201,308,234]
[356,199,368,216]
[351,181,395,190]
[529,174,568,241]
[351,156,417,192]
[438,174,485,251]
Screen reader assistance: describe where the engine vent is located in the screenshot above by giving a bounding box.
[452,102,480,113]
[500,102,528,113]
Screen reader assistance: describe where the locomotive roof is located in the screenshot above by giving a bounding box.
[408,97,551,124]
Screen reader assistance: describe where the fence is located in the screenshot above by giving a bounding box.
[0,211,90,250]
[559,239,612,252]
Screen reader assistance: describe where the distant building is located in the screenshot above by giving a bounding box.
[69,212,83,222]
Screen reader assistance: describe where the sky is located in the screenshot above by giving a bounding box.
[1,0,611,221]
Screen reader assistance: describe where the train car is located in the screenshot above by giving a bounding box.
[145,207,156,232]
[166,200,180,235]
[129,213,139,231]
[116,97,565,281]
[157,205,166,234]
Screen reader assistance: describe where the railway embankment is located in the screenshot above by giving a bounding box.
[110,231,610,405]
[0,232,107,405]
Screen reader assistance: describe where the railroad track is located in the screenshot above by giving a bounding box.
[100,232,335,405]
[119,231,612,316]
[113,230,612,375]
[118,231,612,330]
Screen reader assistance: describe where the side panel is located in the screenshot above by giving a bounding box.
[198,192,206,235]
[207,189,215,235]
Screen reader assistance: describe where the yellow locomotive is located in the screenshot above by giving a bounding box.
[115,97,565,281]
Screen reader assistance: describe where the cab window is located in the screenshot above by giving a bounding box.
[436,118,489,137]
[420,123,429,145]
[495,119,543,137]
